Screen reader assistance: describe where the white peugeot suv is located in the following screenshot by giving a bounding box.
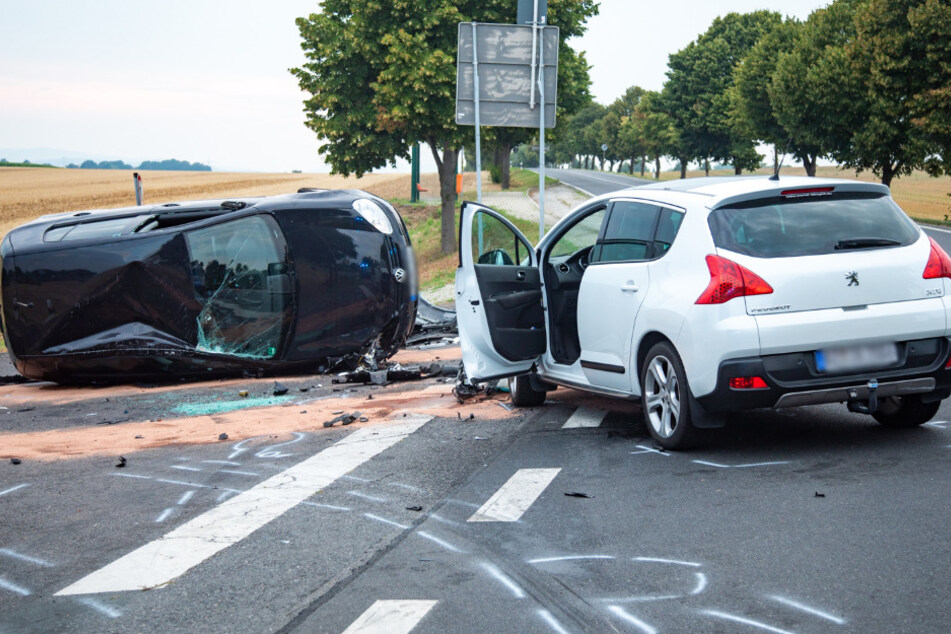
[455,176,951,449]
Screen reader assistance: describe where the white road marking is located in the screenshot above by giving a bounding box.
[363,513,409,530]
[631,445,670,456]
[0,577,31,596]
[219,469,259,477]
[56,417,430,596]
[155,508,174,523]
[769,595,846,625]
[701,609,796,634]
[0,548,54,567]
[691,572,707,595]
[0,484,29,497]
[562,406,607,429]
[177,491,195,506]
[77,597,121,618]
[634,556,701,567]
[538,609,571,634]
[203,460,242,466]
[607,606,657,634]
[341,599,437,634]
[693,460,790,469]
[302,502,351,511]
[529,555,616,564]
[112,473,152,480]
[416,531,464,553]
[479,562,525,598]
[924,420,948,428]
[468,468,561,522]
[389,482,426,493]
[170,465,202,472]
[348,491,388,503]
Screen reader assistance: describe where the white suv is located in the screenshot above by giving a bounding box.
[455,176,951,449]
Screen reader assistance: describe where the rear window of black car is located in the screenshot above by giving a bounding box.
[708,192,919,258]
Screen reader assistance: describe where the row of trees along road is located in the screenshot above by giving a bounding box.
[551,0,950,190]
[294,0,950,254]
[293,0,597,254]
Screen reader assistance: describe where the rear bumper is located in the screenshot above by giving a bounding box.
[697,337,951,413]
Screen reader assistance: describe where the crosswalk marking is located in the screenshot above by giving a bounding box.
[468,468,561,522]
[342,600,437,634]
[562,406,607,429]
[56,416,431,596]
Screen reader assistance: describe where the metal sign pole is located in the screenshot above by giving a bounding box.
[529,0,538,109]
[471,22,482,205]
[537,24,545,242]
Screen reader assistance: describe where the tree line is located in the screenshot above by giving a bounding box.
[547,0,950,187]
[68,159,212,171]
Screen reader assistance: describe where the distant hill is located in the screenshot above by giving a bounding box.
[68,158,212,171]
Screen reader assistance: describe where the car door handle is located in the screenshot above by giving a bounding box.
[621,283,639,293]
[516,270,526,281]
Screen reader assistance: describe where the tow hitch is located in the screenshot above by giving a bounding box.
[847,379,879,414]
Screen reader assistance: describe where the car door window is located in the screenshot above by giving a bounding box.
[185,215,291,358]
[471,210,532,266]
[651,207,685,257]
[594,201,661,263]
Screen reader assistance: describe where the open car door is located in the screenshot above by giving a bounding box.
[455,202,546,382]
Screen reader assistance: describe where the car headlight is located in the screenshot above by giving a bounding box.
[353,199,393,235]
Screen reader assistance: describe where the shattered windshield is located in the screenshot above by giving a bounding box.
[185,215,292,358]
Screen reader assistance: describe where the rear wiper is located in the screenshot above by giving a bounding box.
[834,238,901,250]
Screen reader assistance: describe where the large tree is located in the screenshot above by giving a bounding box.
[292,0,596,253]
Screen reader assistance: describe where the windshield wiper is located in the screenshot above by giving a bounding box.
[834,238,901,250]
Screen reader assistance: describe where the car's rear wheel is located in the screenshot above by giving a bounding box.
[641,342,701,450]
[510,374,547,407]
[872,395,941,427]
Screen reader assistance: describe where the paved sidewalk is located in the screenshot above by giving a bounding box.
[480,184,588,229]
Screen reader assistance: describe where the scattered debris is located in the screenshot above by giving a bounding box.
[367,394,374,400]
[218,433,229,440]
[299,387,309,393]
[814,491,826,498]
[564,491,594,499]
[496,402,514,412]
[406,505,423,512]
[135,435,144,439]
[359,416,368,422]
[273,382,289,396]
[324,412,360,428]
[238,390,249,398]
[10,458,21,465]
[115,456,127,468]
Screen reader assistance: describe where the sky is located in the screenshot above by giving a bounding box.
[0,1,831,173]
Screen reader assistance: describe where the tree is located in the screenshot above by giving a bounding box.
[292,0,596,253]
[604,86,646,174]
[629,90,678,179]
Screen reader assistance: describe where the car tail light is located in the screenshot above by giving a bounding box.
[696,255,773,304]
[923,237,951,280]
[730,376,769,389]
[780,187,834,197]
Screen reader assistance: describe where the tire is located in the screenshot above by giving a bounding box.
[640,342,702,450]
[872,395,941,428]
[510,373,546,407]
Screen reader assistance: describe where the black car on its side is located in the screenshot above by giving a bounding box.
[0,189,417,383]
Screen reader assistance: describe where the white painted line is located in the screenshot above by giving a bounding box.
[0,548,54,568]
[701,609,795,634]
[693,460,790,469]
[0,577,31,596]
[769,595,846,625]
[155,508,174,523]
[428,514,460,527]
[0,484,29,497]
[924,420,948,428]
[480,562,525,598]
[112,473,152,480]
[389,482,425,493]
[562,406,607,429]
[363,513,409,530]
[537,609,571,634]
[633,556,701,567]
[177,491,195,506]
[170,465,202,472]
[216,491,235,503]
[348,491,388,503]
[607,606,657,634]
[302,502,351,512]
[691,573,707,595]
[203,460,242,466]
[468,468,561,522]
[56,417,430,596]
[923,224,951,235]
[416,531,464,553]
[219,469,259,477]
[342,599,437,634]
[77,597,121,619]
[529,555,615,564]
[631,445,670,456]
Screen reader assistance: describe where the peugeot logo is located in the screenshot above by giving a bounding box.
[393,268,406,283]
[846,271,859,287]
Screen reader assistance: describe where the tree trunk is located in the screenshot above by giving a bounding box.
[499,142,512,190]
[640,155,646,177]
[428,141,458,255]
[802,154,817,177]
[704,159,710,177]
[881,162,894,187]
[679,158,687,179]
[734,159,742,175]
[655,156,661,179]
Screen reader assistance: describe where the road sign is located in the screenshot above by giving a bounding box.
[517,0,547,25]
[455,23,559,128]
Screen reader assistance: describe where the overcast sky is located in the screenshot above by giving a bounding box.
[0,1,830,173]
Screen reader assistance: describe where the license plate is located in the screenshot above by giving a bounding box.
[815,342,899,374]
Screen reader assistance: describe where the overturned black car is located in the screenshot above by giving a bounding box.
[0,190,417,383]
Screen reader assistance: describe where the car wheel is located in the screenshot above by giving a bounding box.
[641,342,701,450]
[872,395,941,428]
[510,374,546,407]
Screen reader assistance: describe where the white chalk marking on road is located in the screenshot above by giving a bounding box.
[416,531,464,553]
[693,460,789,469]
[634,556,702,567]
[389,482,426,493]
[77,597,121,619]
[691,573,708,595]
[154,478,240,492]
[0,577,31,596]
[480,562,525,599]
[529,555,615,564]
[0,484,29,497]
[155,508,174,523]
[630,445,670,456]
[468,468,561,522]
[701,609,796,634]
[203,460,242,466]
[177,491,195,506]
[0,548,54,568]
[343,474,371,483]
[170,465,202,472]
[341,599,437,634]
[56,417,430,596]
[348,491,388,503]
[538,609,571,634]
[219,469,259,477]
[769,595,846,625]
[428,514,460,527]
[302,501,351,512]
[924,420,948,428]
[607,605,657,634]
[562,406,607,429]
[599,594,680,603]
[112,473,152,480]
[216,491,234,503]
[255,432,307,459]
[363,513,409,530]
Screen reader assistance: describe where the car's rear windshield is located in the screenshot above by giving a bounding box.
[708,192,919,258]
